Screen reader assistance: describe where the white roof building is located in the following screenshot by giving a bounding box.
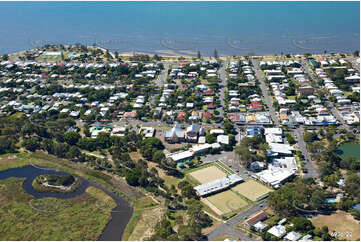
[284,231,302,241]
[217,135,229,145]
[167,150,193,162]
[267,143,294,156]
[256,168,295,187]
[194,174,243,197]
[210,129,224,135]
[253,221,268,232]
[267,225,286,238]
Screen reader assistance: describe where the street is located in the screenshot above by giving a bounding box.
[151,62,170,105]
[206,199,267,241]
[294,126,319,178]
[251,59,279,126]
[217,61,227,119]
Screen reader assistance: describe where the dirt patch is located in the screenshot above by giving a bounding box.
[0,156,17,164]
[201,198,223,216]
[129,152,143,162]
[129,206,166,241]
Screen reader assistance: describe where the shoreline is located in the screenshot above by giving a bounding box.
[5,45,356,61]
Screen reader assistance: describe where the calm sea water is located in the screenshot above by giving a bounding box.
[0,1,359,56]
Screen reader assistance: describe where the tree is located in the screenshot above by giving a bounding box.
[303,131,317,142]
[22,137,41,152]
[344,172,360,198]
[150,218,175,240]
[84,125,91,137]
[292,217,314,232]
[353,50,359,57]
[287,133,296,144]
[0,136,17,154]
[177,224,202,241]
[64,131,81,146]
[310,190,325,210]
[2,53,9,61]
[205,133,217,144]
[187,199,212,227]
[178,181,198,199]
[214,49,218,59]
[152,150,165,163]
[125,168,140,186]
[197,50,201,59]
[66,146,82,161]
[95,132,112,149]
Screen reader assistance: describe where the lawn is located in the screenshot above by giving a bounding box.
[189,165,227,184]
[232,179,273,201]
[311,210,360,241]
[336,143,360,161]
[287,95,296,100]
[205,190,248,215]
[0,177,116,240]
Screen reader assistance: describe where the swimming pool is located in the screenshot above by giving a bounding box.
[325,198,337,203]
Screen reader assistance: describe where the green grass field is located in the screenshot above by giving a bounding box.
[337,143,360,161]
[0,178,116,240]
[189,165,227,184]
[232,179,273,201]
[205,190,248,214]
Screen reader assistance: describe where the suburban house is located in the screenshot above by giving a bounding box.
[284,231,302,241]
[185,124,199,143]
[297,86,314,96]
[244,210,268,227]
[267,225,286,238]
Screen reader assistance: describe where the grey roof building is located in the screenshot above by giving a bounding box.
[164,123,184,143]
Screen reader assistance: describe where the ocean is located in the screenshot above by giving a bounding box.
[0,1,359,56]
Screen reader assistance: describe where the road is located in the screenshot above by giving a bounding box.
[151,62,169,105]
[294,126,319,178]
[217,61,227,119]
[206,199,267,241]
[251,59,279,126]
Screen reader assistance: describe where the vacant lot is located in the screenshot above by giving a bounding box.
[0,178,116,240]
[122,196,160,241]
[128,206,165,241]
[311,210,360,241]
[189,165,227,184]
[232,179,273,201]
[205,190,248,215]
